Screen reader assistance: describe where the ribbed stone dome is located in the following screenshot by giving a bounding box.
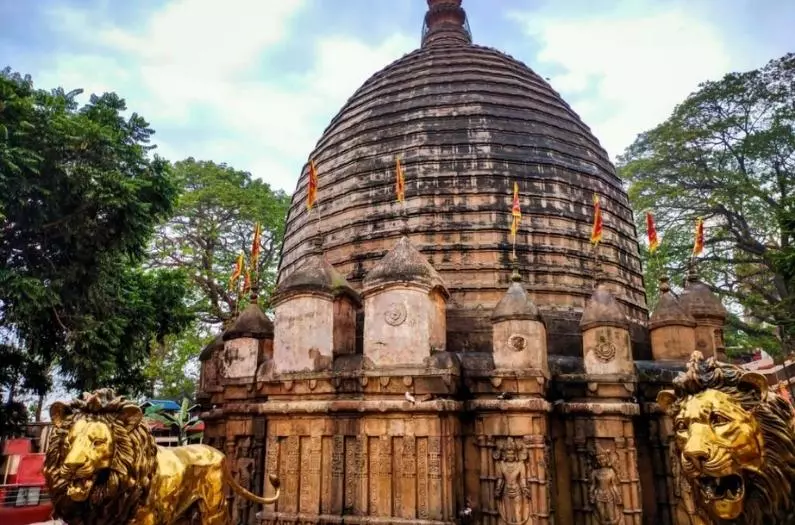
[277,0,648,357]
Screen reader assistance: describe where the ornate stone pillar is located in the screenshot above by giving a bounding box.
[464,267,553,525]
[219,291,274,524]
[257,235,461,525]
[197,332,225,449]
[557,283,642,525]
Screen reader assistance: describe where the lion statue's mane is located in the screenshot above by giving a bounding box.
[43,389,158,525]
[666,353,795,525]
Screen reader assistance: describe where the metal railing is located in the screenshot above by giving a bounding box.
[0,484,52,507]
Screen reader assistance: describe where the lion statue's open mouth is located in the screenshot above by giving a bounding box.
[697,473,744,503]
[695,473,745,516]
[66,476,95,501]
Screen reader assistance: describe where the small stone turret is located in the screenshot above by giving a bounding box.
[362,236,449,367]
[649,277,696,360]
[490,267,548,374]
[198,332,224,394]
[679,267,728,359]
[222,290,274,385]
[580,283,633,375]
[271,236,360,374]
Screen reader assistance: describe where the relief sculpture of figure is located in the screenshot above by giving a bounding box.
[493,437,532,525]
[231,439,254,525]
[42,389,281,525]
[588,452,623,525]
[658,352,795,525]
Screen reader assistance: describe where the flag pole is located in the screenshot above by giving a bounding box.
[512,230,517,262]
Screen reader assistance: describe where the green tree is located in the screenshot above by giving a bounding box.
[143,325,204,399]
[0,68,194,413]
[150,158,290,324]
[619,53,795,355]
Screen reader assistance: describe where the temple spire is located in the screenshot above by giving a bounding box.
[421,0,472,48]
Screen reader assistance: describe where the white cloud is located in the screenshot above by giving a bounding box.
[36,0,414,192]
[509,4,732,159]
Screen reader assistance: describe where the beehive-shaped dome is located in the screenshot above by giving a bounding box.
[277,0,648,356]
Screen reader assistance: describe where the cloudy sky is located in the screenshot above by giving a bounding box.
[1,0,793,194]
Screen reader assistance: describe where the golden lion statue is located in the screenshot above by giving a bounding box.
[658,352,795,525]
[43,389,280,525]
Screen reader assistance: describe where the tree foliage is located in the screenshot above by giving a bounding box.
[142,325,203,399]
[150,158,290,325]
[0,68,194,409]
[620,53,795,355]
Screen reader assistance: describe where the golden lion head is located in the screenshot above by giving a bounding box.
[658,352,795,525]
[43,389,157,525]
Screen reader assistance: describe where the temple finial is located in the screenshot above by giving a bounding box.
[421,0,472,48]
[510,260,521,283]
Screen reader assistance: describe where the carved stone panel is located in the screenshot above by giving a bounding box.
[588,450,623,525]
[493,437,533,525]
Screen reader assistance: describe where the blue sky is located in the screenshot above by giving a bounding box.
[1,0,794,193]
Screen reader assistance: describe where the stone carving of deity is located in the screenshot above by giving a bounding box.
[493,437,532,525]
[231,438,254,525]
[588,451,623,525]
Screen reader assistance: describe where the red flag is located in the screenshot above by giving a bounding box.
[692,217,704,256]
[510,182,521,237]
[396,157,405,203]
[646,212,659,254]
[590,194,603,245]
[307,160,318,210]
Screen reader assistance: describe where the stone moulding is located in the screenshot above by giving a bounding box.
[465,397,551,412]
[258,510,455,525]
[221,399,464,415]
[554,400,640,416]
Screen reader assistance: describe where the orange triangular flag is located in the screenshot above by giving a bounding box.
[646,212,659,254]
[510,182,521,237]
[590,194,603,245]
[307,160,318,210]
[692,217,704,256]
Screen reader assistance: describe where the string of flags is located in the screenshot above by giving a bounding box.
[269,157,710,288]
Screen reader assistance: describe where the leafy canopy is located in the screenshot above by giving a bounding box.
[0,68,193,404]
[619,53,795,355]
[150,158,290,325]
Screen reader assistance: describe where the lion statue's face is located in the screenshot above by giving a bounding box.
[59,419,115,502]
[670,388,764,520]
[44,390,157,525]
[659,352,795,525]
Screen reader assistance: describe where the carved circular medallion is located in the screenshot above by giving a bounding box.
[593,335,617,363]
[508,334,527,352]
[384,302,408,326]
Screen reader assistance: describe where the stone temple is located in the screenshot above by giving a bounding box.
[197,1,729,524]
